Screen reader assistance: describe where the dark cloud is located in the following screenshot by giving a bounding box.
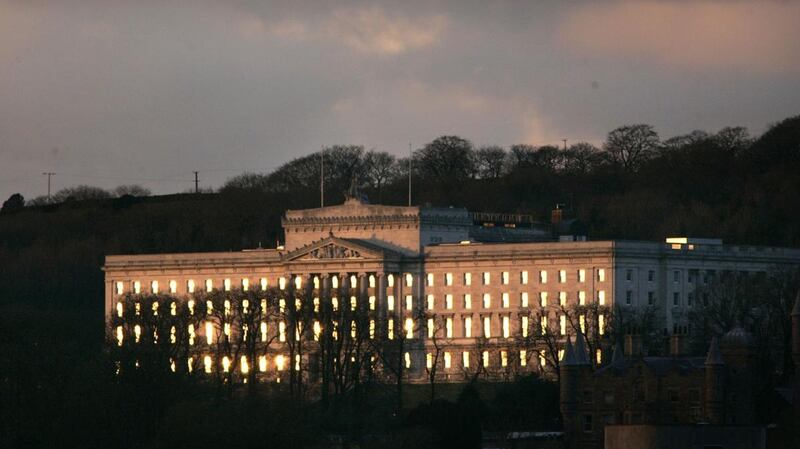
[1,0,799,199]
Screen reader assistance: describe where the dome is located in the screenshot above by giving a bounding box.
[721,326,754,347]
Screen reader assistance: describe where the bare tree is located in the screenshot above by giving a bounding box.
[363,151,398,201]
[113,184,151,197]
[603,124,660,172]
[474,146,508,179]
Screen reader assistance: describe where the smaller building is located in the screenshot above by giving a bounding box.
[604,424,765,449]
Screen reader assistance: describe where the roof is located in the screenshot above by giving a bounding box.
[596,356,706,377]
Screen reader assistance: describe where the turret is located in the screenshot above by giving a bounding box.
[704,336,726,424]
[721,325,755,424]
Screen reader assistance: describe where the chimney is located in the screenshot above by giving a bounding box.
[670,334,686,357]
[624,334,643,358]
[551,205,564,225]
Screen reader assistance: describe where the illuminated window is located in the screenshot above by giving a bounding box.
[427,294,435,310]
[502,272,509,285]
[559,315,566,335]
[521,292,529,307]
[445,272,453,286]
[241,278,249,291]
[404,352,411,368]
[279,276,287,290]
[539,350,546,367]
[502,316,510,339]
[242,299,249,314]
[405,273,413,287]
[387,295,395,311]
[295,354,300,371]
[241,356,250,374]
[482,351,490,367]
[598,290,606,306]
[464,273,472,286]
[369,319,375,339]
[405,295,413,311]
[152,301,159,316]
[388,319,394,340]
[116,326,123,346]
[115,281,124,295]
[167,279,176,294]
[369,275,376,288]
[387,274,395,287]
[349,275,356,288]
[205,279,213,292]
[559,291,567,306]
[204,355,213,373]
[483,272,490,285]
[426,273,434,286]
[313,297,320,312]
[539,270,547,284]
[223,278,231,291]
[275,355,285,371]
[463,351,470,368]
[279,298,286,312]
[558,349,564,361]
[294,276,302,289]
[426,353,433,369]
[599,314,605,335]
[579,315,586,333]
[224,300,231,316]
[170,301,177,316]
[501,350,508,367]
[259,356,267,372]
[521,271,529,285]
[446,317,453,338]
[260,299,267,313]
[596,349,602,364]
[369,296,376,310]
[483,293,491,308]
[170,358,176,373]
[521,316,529,337]
[133,281,141,294]
[188,299,195,315]
[133,324,142,343]
[206,321,214,344]
[444,352,452,369]
[540,292,547,307]
[483,316,491,338]
[222,356,231,373]
[151,280,159,293]
[279,321,286,342]
[260,277,268,290]
[559,270,566,283]
[350,321,357,339]
[189,324,196,345]
[578,269,586,283]
[445,294,453,310]
[116,302,123,318]
[541,316,548,334]
[464,317,472,337]
[520,350,527,366]
[350,296,357,311]
[135,302,140,316]
[598,269,606,282]
[579,291,586,306]
[186,279,195,293]
[260,322,267,341]
[502,293,510,308]
[405,318,414,339]
[427,318,435,338]
[464,294,472,309]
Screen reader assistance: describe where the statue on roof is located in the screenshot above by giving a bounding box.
[344,173,369,204]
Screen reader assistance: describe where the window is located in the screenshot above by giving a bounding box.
[405,273,413,287]
[520,350,527,366]
[597,269,606,282]
[427,294,435,310]
[521,316,529,337]
[687,292,694,307]
[578,269,586,283]
[520,270,528,285]
[462,351,470,368]
[648,270,655,282]
[464,272,471,286]
[483,293,491,308]
[582,414,593,432]
[501,350,508,367]
[625,290,632,305]
[426,273,434,286]
[482,351,490,367]
[187,279,196,293]
[559,270,566,283]
[369,275,376,288]
[626,269,633,281]
[520,292,529,307]
[445,294,453,310]
[133,280,141,294]
[151,280,159,293]
[405,295,413,311]
[404,318,414,339]
[427,318,435,338]
[483,272,491,285]
[648,291,655,305]
[279,276,287,289]
[483,316,491,338]
[540,316,548,334]
[559,291,567,306]
[539,270,547,284]
[582,390,593,404]
[299,276,306,289]
[560,315,566,335]
[446,317,453,338]
[579,314,586,333]
[279,321,286,342]
[445,272,453,286]
[464,316,472,337]
[205,279,213,292]
[169,280,177,294]
[404,352,411,368]
[388,319,394,339]
[599,315,605,335]
[115,281,124,295]
[387,274,395,287]
[260,277,268,290]
[578,291,586,306]
[598,290,606,306]
[444,352,452,369]
[224,278,231,291]
[502,293,510,308]
[673,270,681,283]
[464,294,472,309]
[387,295,395,311]
[502,271,509,285]
[673,292,680,306]
[241,278,249,291]
[540,292,547,307]
[369,296,376,310]
[502,316,510,339]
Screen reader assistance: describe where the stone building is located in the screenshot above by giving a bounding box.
[103,196,800,382]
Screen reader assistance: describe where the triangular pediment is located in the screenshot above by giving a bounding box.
[284,236,388,261]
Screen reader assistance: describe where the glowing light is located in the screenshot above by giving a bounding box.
[483,293,491,308]
[242,299,249,313]
[387,295,395,311]
[314,276,320,289]
[222,356,231,372]
[205,279,213,292]
[502,293,510,308]
[540,292,547,307]
[170,326,176,344]
[502,271,509,285]
[444,352,451,369]
[445,294,453,310]
[463,351,470,368]
[446,317,453,338]
[599,314,605,335]
[522,316,529,338]
[279,321,286,342]
[224,300,231,316]
[350,321,357,338]
[427,295,434,310]
[259,355,267,372]
[464,273,472,285]
[189,324,196,345]
[188,357,194,373]
[116,326,123,346]
[170,358,176,372]
[135,302,141,316]
[169,280,177,294]
[405,295,413,311]
[295,354,300,371]
[598,269,606,282]
[464,294,472,309]
[405,318,414,339]
[241,356,249,374]
[369,296,376,310]
[369,275,375,288]
[426,353,433,369]
[204,355,212,373]
[539,270,547,284]
[314,297,320,312]
[115,281,124,295]
[350,275,357,288]
[275,355,285,371]
[596,349,602,365]
[350,296,357,311]
[260,278,267,290]
[520,350,527,366]
[427,318,434,338]
[483,316,491,338]
[116,302,123,318]
[599,290,606,306]
[579,315,586,333]
[295,276,302,289]
[206,300,213,313]
[242,278,249,291]
[188,300,195,315]
[501,350,508,367]
[206,321,214,345]
[170,301,176,316]
[521,271,529,284]
[224,323,231,337]
[388,319,394,340]
[134,324,141,343]
[559,292,567,306]
[482,351,489,367]
[405,273,413,287]
[541,316,548,334]
[188,279,196,293]
[224,278,231,291]
[152,301,159,316]
[387,274,394,287]
[540,350,546,367]
[369,319,375,339]
[503,316,510,339]
[314,321,321,340]
[560,315,566,336]
[464,317,472,338]
[296,298,302,310]
[331,276,338,289]
[404,352,411,368]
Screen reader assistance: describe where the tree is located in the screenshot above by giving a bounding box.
[603,124,660,172]
[714,126,752,155]
[414,136,475,182]
[1,193,24,214]
[51,185,111,203]
[113,184,151,197]
[219,173,271,193]
[474,146,507,179]
[563,142,602,174]
[362,151,398,201]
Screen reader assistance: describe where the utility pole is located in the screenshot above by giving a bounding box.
[42,172,55,201]
[408,142,412,207]
[193,171,199,193]
[320,147,325,207]
[562,139,568,150]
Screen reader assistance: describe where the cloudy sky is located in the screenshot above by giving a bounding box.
[2,0,799,200]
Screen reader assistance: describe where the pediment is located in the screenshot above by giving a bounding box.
[284,237,387,261]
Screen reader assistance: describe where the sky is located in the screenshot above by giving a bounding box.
[1,0,799,200]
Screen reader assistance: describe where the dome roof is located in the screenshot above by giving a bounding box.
[721,326,754,347]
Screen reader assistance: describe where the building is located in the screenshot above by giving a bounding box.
[103,195,800,382]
